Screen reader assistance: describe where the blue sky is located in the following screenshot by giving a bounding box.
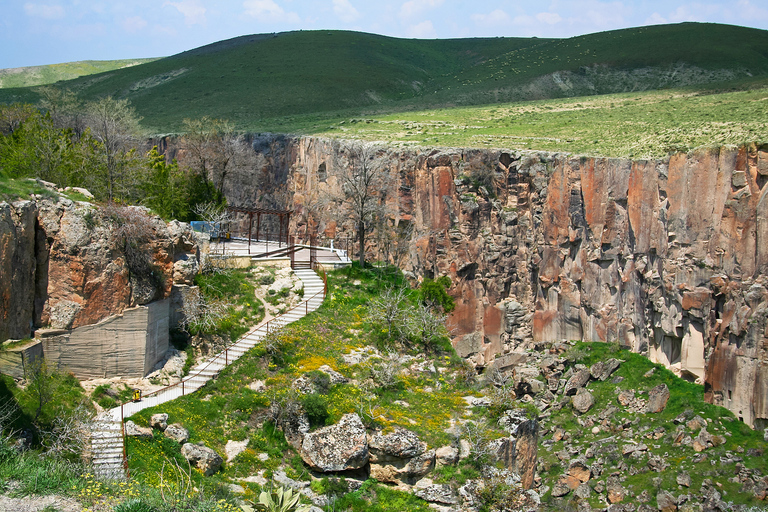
[2,0,767,69]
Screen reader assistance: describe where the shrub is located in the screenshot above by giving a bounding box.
[302,394,329,428]
[419,276,455,313]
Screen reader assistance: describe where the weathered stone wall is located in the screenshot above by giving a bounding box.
[41,299,170,379]
[223,136,767,427]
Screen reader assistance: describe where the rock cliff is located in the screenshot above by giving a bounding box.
[220,137,767,428]
[0,192,200,341]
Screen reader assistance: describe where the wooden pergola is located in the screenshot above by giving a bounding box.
[227,205,293,254]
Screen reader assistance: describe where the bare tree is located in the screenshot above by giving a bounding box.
[24,357,55,423]
[179,117,245,195]
[409,303,448,347]
[40,401,94,459]
[84,96,144,202]
[368,286,409,341]
[193,201,234,257]
[334,142,391,267]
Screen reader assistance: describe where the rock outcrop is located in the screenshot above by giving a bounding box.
[219,137,766,428]
[1,196,201,339]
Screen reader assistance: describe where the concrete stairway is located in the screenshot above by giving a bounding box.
[90,418,126,480]
[89,269,326,480]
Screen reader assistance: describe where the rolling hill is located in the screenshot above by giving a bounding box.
[1,22,767,135]
[0,59,159,89]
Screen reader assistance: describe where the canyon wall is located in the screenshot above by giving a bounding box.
[223,136,767,428]
[0,191,201,377]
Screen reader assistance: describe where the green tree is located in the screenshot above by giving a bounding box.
[142,146,190,221]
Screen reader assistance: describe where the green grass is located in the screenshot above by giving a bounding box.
[0,59,159,89]
[312,85,768,158]
[191,268,265,341]
[1,23,766,150]
[124,264,484,507]
[0,177,60,202]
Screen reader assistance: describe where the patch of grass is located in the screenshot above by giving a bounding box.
[0,177,59,202]
[191,268,264,340]
[0,59,160,89]
[332,480,435,512]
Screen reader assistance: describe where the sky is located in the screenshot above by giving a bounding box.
[2,0,768,69]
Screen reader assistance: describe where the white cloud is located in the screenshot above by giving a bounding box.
[165,0,207,26]
[406,19,436,38]
[399,0,443,21]
[471,9,511,26]
[737,0,768,21]
[333,0,361,23]
[242,0,301,23]
[122,16,147,33]
[665,3,720,23]
[536,12,562,25]
[24,3,65,20]
[644,12,668,25]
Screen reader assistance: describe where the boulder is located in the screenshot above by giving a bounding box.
[412,478,457,505]
[572,389,595,414]
[435,445,459,466]
[564,369,591,396]
[590,358,621,381]
[676,473,691,487]
[656,490,677,512]
[568,460,591,483]
[369,427,426,460]
[300,413,369,472]
[124,420,152,439]
[646,384,670,413]
[150,413,168,431]
[514,419,539,490]
[164,423,190,444]
[181,443,223,476]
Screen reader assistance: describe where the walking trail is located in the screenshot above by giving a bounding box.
[89,268,326,480]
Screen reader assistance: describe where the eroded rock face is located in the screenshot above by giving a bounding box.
[252,138,767,427]
[1,197,201,336]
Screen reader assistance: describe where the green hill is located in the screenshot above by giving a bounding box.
[0,59,159,89]
[1,23,767,135]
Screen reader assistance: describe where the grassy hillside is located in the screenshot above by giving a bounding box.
[1,23,766,137]
[313,85,768,158]
[0,59,159,89]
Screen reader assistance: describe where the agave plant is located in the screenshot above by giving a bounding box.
[251,485,312,512]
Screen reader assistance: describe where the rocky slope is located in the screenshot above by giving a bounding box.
[216,137,768,429]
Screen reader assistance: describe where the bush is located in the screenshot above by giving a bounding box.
[419,276,455,313]
[302,394,329,428]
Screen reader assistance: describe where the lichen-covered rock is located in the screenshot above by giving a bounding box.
[181,443,223,476]
[646,384,670,413]
[572,388,595,414]
[412,478,457,505]
[300,413,368,472]
[124,420,152,438]
[369,427,426,461]
[164,423,190,444]
[564,369,591,396]
[150,413,168,431]
[590,358,621,381]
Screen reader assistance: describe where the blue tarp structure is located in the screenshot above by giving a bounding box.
[191,221,221,237]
